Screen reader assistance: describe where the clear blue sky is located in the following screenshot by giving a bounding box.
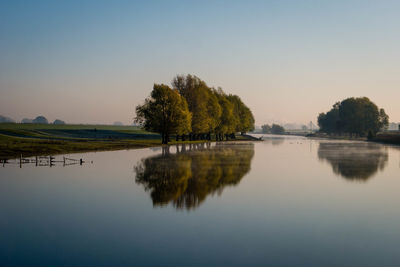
[1,0,400,125]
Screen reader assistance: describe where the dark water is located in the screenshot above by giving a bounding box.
[1,136,400,266]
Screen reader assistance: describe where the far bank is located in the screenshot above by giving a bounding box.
[305,131,400,145]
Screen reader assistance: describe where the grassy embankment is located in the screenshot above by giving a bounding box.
[0,123,255,159]
[373,131,400,145]
[306,131,400,144]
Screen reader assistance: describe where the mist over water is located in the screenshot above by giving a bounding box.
[318,141,389,181]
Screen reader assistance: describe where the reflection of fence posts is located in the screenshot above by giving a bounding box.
[63,157,84,165]
[3,155,85,168]
[1,159,8,167]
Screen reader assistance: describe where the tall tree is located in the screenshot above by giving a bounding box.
[318,97,389,136]
[206,90,222,138]
[318,102,340,134]
[172,75,211,137]
[214,89,235,140]
[135,84,191,144]
[227,94,255,134]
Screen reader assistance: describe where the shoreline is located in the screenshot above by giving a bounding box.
[305,132,400,146]
[0,134,259,159]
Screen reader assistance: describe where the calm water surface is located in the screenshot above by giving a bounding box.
[1,136,400,266]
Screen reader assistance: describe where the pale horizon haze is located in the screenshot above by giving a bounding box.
[1,0,400,125]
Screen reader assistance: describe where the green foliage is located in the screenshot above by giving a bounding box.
[172,75,209,134]
[206,90,222,133]
[136,74,255,142]
[171,75,254,138]
[135,84,192,144]
[318,97,389,136]
[214,89,235,136]
[271,124,285,134]
[227,94,255,133]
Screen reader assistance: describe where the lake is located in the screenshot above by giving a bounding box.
[1,135,400,266]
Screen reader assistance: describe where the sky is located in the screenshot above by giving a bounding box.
[1,0,400,125]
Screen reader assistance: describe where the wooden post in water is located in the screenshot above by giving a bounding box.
[50,156,55,167]
[80,159,83,165]
[20,154,22,168]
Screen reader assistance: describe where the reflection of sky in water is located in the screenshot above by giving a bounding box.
[1,137,400,266]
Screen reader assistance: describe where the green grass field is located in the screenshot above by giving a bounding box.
[0,123,145,131]
[0,123,161,158]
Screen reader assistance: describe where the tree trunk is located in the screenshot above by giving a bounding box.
[161,133,167,144]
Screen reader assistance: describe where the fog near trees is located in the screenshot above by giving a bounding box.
[0,115,15,123]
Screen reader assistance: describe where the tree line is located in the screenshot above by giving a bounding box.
[0,115,66,125]
[135,74,255,144]
[318,97,389,137]
[261,124,285,134]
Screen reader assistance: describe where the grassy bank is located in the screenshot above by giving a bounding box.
[373,131,400,145]
[306,131,400,145]
[0,123,257,159]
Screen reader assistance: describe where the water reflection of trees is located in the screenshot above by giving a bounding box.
[135,143,254,210]
[318,142,388,181]
[263,137,285,146]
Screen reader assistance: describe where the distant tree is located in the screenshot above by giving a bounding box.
[301,125,308,131]
[21,118,33,123]
[53,119,65,125]
[32,116,48,124]
[135,84,191,144]
[271,124,285,134]
[318,97,389,136]
[0,115,15,123]
[113,121,123,126]
[261,124,271,133]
